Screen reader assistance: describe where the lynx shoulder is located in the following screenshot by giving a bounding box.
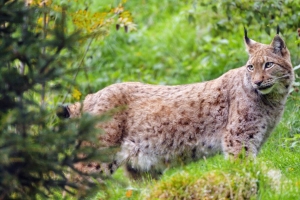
[58,32,294,179]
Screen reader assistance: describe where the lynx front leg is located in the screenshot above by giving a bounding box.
[222,123,266,158]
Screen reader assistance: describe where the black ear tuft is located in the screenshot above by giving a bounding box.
[276,25,280,35]
[244,26,250,44]
[56,105,70,118]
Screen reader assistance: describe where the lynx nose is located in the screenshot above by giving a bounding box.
[254,80,263,86]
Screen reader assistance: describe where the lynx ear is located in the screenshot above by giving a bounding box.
[244,27,257,55]
[270,35,286,57]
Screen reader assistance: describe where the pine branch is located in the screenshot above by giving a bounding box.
[41,1,48,108]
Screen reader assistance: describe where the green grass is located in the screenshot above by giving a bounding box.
[84,92,300,200]
[56,0,300,199]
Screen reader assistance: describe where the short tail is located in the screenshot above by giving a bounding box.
[56,105,70,118]
[56,102,82,118]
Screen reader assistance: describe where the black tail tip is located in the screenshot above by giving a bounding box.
[56,105,70,118]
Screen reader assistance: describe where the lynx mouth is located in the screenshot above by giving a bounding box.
[257,85,274,94]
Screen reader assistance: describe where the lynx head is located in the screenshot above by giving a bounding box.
[244,28,294,95]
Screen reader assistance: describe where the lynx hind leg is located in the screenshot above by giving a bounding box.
[74,160,119,180]
[124,164,163,181]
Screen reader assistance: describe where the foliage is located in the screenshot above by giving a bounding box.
[77,0,299,199]
[73,0,299,95]
[1,0,299,199]
[68,2,135,38]
[0,0,112,198]
[197,0,300,70]
[199,0,299,36]
[145,165,258,199]
[143,157,300,200]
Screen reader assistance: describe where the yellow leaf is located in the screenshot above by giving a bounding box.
[72,88,82,100]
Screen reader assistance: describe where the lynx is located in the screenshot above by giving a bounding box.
[58,30,294,179]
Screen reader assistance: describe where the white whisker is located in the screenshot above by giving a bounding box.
[275,75,289,79]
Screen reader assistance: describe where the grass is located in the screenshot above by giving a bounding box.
[83,89,300,200]
[56,1,300,199]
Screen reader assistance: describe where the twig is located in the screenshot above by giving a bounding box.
[62,36,94,104]
[41,1,48,109]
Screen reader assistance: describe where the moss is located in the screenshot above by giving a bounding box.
[145,172,195,199]
[145,170,257,200]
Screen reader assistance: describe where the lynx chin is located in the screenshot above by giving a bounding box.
[58,30,294,179]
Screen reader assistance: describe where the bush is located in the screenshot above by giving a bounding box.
[0,0,106,198]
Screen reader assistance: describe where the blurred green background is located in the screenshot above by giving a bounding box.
[67,0,299,99]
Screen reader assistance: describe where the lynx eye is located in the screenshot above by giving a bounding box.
[247,65,254,72]
[265,62,274,69]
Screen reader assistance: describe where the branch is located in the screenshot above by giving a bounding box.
[61,36,94,104]
[41,1,48,109]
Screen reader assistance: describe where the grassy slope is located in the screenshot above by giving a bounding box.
[93,96,300,199]
[70,1,300,199]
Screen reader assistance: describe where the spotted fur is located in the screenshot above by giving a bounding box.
[60,33,294,179]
